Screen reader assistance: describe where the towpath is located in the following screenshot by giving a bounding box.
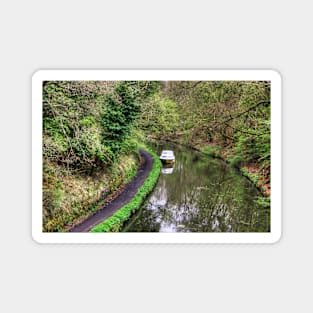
[69,149,154,232]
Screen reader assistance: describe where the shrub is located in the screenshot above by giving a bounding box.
[201,145,221,157]
[228,155,243,168]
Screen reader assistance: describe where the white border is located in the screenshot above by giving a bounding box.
[32,70,281,244]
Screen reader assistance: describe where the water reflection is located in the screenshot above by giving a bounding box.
[123,142,270,233]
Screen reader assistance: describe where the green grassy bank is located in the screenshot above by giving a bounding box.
[44,152,139,232]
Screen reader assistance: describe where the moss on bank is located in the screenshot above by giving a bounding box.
[90,147,161,232]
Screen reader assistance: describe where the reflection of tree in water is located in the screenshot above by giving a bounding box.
[124,143,270,233]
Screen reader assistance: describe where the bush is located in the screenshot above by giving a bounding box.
[201,145,221,157]
[228,155,243,168]
[43,81,114,171]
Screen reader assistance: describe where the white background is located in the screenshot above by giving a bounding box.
[1,0,312,312]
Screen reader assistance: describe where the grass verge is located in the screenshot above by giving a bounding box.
[43,153,139,232]
[90,146,162,232]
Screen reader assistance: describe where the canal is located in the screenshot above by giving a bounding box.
[123,142,270,232]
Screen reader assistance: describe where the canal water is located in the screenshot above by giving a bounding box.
[123,142,270,232]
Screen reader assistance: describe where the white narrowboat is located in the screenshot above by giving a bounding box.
[159,150,175,164]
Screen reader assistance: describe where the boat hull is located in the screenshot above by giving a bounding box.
[160,158,175,164]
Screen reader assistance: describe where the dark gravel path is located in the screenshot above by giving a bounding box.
[69,149,154,232]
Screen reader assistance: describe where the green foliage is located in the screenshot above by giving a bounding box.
[228,155,243,168]
[101,83,139,155]
[90,148,162,232]
[241,168,260,185]
[235,135,257,162]
[43,81,113,171]
[101,81,160,156]
[201,145,221,158]
[79,116,96,128]
[255,196,271,208]
[137,94,179,139]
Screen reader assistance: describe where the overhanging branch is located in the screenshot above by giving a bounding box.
[213,100,270,128]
